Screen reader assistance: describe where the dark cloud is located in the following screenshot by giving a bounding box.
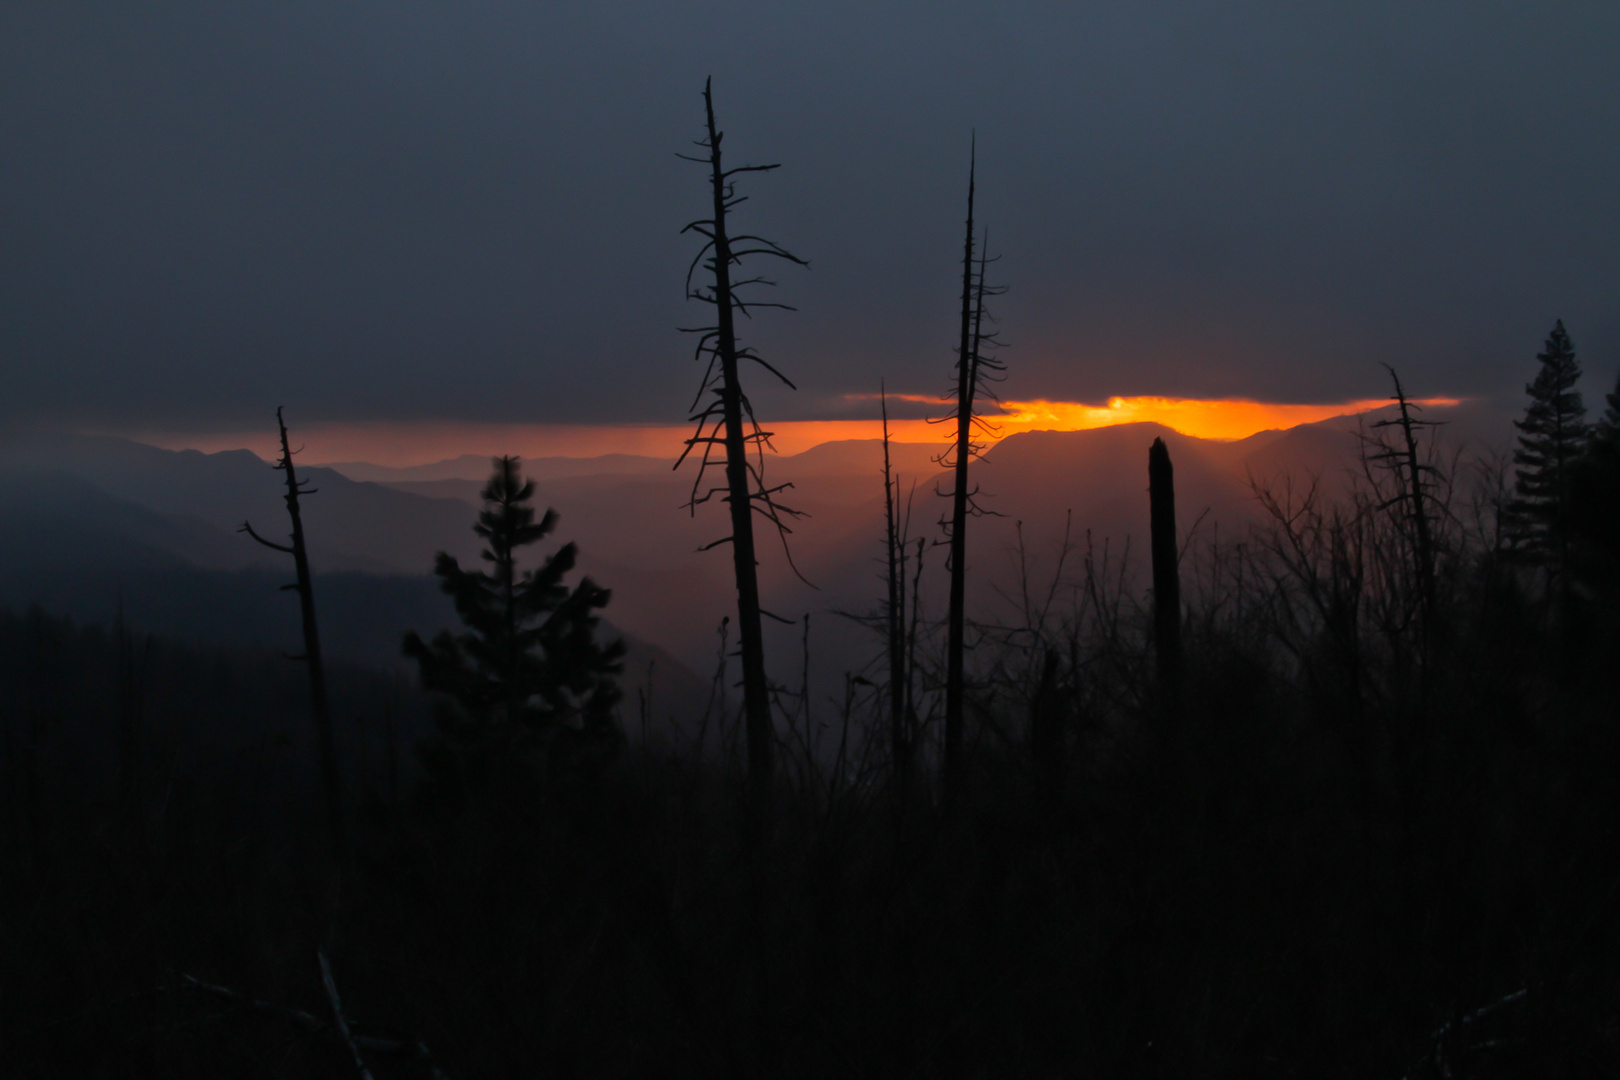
[3,2,1618,431]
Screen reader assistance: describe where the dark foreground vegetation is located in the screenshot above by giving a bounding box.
[5,348,1620,1077]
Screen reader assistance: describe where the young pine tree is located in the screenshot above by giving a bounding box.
[1508,320,1587,576]
[403,457,623,767]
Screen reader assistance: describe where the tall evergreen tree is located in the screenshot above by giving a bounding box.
[1508,320,1587,572]
[1595,367,1620,445]
[404,457,623,762]
[1567,367,1620,607]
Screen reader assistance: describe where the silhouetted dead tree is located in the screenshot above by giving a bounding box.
[675,78,808,819]
[937,140,1005,805]
[881,386,918,794]
[1369,365,1440,626]
[1149,437,1182,695]
[114,597,144,834]
[1028,647,1062,814]
[241,407,345,865]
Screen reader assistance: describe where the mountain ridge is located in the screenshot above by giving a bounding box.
[0,407,1506,701]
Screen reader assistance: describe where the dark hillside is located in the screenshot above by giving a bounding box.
[0,429,483,574]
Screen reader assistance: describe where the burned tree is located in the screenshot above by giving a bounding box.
[1370,365,1441,626]
[114,598,146,837]
[938,142,1005,803]
[676,78,807,814]
[241,407,345,864]
[1148,437,1182,691]
[881,386,919,793]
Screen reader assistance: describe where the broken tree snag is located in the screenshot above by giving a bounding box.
[1149,436,1182,692]
[942,145,977,807]
[319,951,377,1080]
[882,386,910,793]
[675,77,807,826]
[241,407,346,865]
[939,137,1007,809]
[114,596,143,835]
[1029,648,1062,814]
[1375,364,1437,621]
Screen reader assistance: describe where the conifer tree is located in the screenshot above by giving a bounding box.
[403,457,623,761]
[1508,320,1587,574]
[1567,367,1620,601]
[1595,368,1620,446]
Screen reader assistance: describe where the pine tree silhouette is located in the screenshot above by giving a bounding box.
[403,457,623,763]
[1596,368,1620,445]
[1568,367,1620,607]
[1508,320,1587,576]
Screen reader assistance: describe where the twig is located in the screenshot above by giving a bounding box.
[177,972,405,1053]
[416,1039,453,1080]
[318,951,377,1080]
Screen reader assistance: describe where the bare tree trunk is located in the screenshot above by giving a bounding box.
[21,611,59,876]
[1149,437,1182,694]
[1372,365,1441,724]
[383,686,400,815]
[115,597,143,834]
[944,147,977,806]
[905,536,926,751]
[679,80,805,826]
[699,84,775,820]
[1385,366,1436,622]
[882,387,909,793]
[1,694,14,867]
[1029,648,1061,815]
[243,407,346,866]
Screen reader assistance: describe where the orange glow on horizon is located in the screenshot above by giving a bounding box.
[127,396,1465,467]
[990,396,1463,443]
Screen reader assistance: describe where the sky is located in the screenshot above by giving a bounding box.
[4,2,1618,459]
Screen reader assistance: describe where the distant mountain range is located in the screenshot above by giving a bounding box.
[324,452,676,484]
[0,403,1509,721]
[0,428,710,731]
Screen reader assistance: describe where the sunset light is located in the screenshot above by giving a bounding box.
[989,395,1464,443]
[132,395,1465,466]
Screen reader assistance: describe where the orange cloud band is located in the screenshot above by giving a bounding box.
[127,396,1463,466]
